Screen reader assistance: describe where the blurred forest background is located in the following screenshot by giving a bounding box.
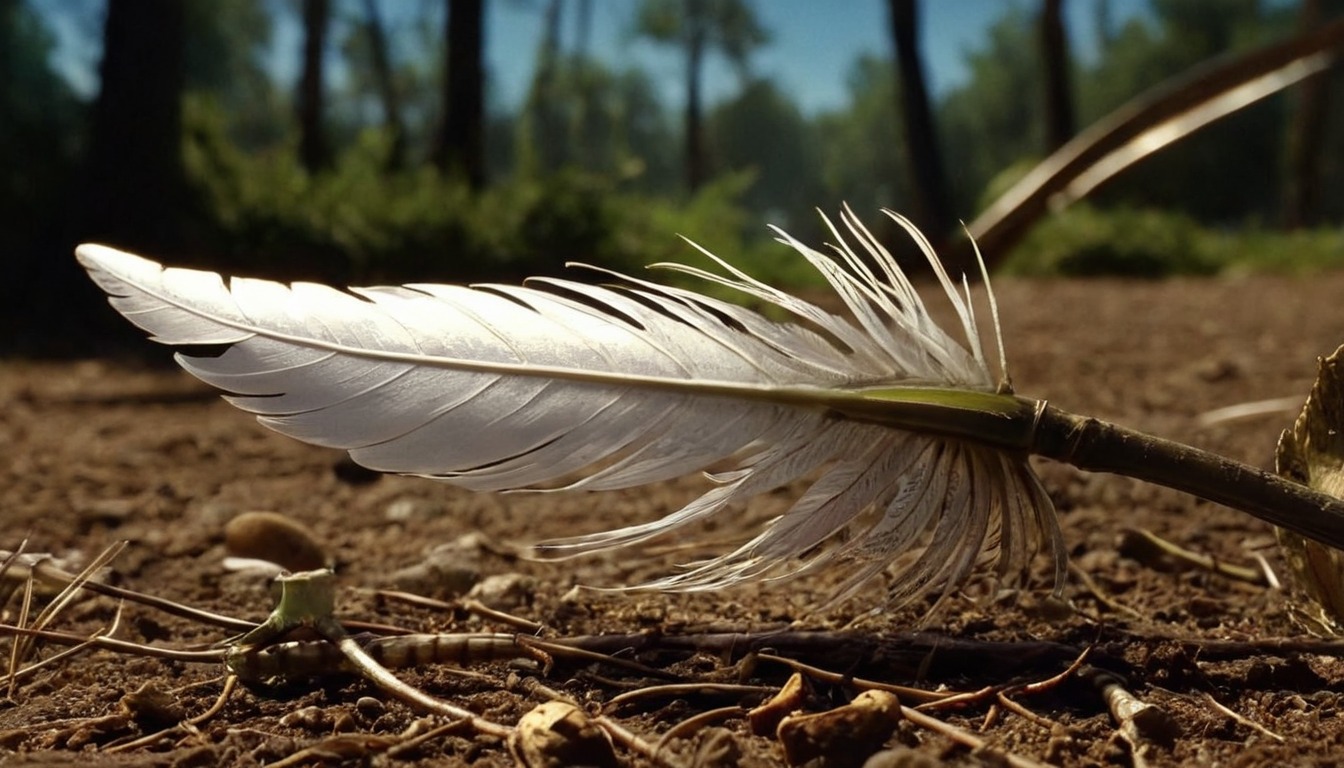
[7,0,1344,353]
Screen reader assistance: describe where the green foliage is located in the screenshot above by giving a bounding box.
[707,78,825,236]
[634,0,770,73]
[1001,205,1219,277]
[815,56,909,218]
[181,97,808,289]
[1002,205,1344,278]
[938,7,1044,215]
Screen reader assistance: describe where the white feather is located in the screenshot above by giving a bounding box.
[76,209,1064,607]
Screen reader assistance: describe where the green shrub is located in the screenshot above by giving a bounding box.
[1002,204,1220,277]
[180,96,823,292]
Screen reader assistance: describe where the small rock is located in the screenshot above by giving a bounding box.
[279,705,330,732]
[224,511,328,572]
[355,696,385,719]
[467,573,535,610]
[384,497,441,521]
[384,539,483,597]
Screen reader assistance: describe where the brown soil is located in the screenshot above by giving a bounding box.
[6,272,1344,767]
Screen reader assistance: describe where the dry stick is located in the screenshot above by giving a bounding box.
[994,693,1058,731]
[605,682,776,711]
[753,652,956,704]
[899,705,1054,768]
[0,622,226,663]
[1,548,256,633]
[6,607,123,686]
[4,575,34,699]
[841,393,1344,551]
[991,645,1094,732]
[374,589,546,634]
[520,635,678,680]
[1069,563,1144,620]
[1198,691,1285,744]
[16,540,128,666]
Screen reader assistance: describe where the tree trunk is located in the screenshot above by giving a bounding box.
[361,0,407,171]
[887,0,952,249]
[684,13,706,192]
[523,0,567,174]
[437,0,486,189]
[1040,0,1075,153]
[1284,0,1329,228]
[81,0,186,251]
[297,0,331,174]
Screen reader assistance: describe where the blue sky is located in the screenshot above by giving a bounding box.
[42,0,1151,115]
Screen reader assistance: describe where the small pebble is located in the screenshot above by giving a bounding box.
[468,573,535,610]
[279,705,329,731]
[385,539,483,597]
[224,511,328,572]
[355,696,385,718]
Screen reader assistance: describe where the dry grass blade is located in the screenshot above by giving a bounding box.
[2,548,256,632]
[14,540,127,667]
[1198,691,1285,744]
[5,605,123,688]
[899,704,1055,768]
[1124,528,1267,585]
[374,588,546,633]
[605,682,775,711]
[0,621,226,664]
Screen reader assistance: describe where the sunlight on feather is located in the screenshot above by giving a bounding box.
[76,209,1064,612]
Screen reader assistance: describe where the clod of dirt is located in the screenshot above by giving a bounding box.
[468,572,536,610]
[860,746,943,768]
[119,680,185,727]
[507,701,618,768]
[776,689,903,768]
[224,510,329,572]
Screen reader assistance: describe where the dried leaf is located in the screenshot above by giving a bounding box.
[776,689,902,768]
[1276,345,1344,635]
[508,701,617,768]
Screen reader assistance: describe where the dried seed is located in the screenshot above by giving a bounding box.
[224,511,328,572]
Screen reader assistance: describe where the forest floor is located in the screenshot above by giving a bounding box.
[6,272,1344,767]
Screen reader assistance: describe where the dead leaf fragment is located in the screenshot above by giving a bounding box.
[748,672,808,736]
[508,701,618,768]
[776,689,902,768]
[1276,345,1344,635]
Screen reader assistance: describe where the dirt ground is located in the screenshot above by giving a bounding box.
[7,271,1344,767]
